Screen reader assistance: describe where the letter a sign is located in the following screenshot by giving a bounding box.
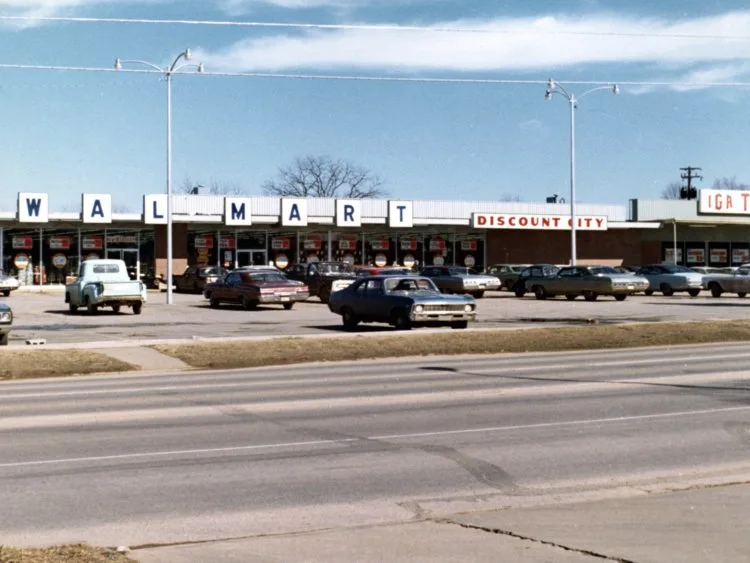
[82,194,112,224]
[18,192,49,223]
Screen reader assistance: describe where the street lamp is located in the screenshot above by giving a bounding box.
[114,49,204,304]
[545,79,618,266]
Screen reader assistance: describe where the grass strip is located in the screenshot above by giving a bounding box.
[154,320,750,370]
[0,350,133,381]
[0,544,135,563]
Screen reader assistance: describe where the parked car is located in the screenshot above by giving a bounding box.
[0,301,12,345]
[0,270,20,297]
[174,266,228,293]
[485,264,531,291]
[701,266,750,298]
[65,259,147,314]
[523,265,649,301]
[419,266,501,298]
[513,264,561,297]
[635,264,704,296]
[353,266,415,277]
[204,270,309,310]
[285,262,357,303]
[691,266,728,276]
[328,275,476,330]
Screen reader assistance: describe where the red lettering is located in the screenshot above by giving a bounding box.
[727,194,734,210]
[530,217,540,227]
[477,214,486,226]
[542,218,551,228]
[715,194,723,211]
[552,217,561,227]
[743,193,750,212]
[508,217,516,227]
[596,218,604,228]
[497,216,505,226]
[519,217,528,227]
[583,218,592,228]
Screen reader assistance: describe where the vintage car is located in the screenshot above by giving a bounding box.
[0,301,12,345]
[701,266,750,297]
[328,275,476,330]
[523,265,649,301]
[65,259,147,314]
[204,270,309,310]
[419,266,501,298]
[692,266,728,276]
[285,261,357,303]
[513,264,561,297]
[0,270,20,297]
[174,266,227,293]
[634,264,704,296]
[354,266,415,277]
[485,264,530,291]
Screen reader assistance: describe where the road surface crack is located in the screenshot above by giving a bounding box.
[435,518,637,562]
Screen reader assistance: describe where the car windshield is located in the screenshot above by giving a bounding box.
[318,263,354,274]
[662,265,694,273]
[200,267,225,276]
[589,266,620,275]
[447,267,479,276]
[245,273,288,282]
[385,277,439,292]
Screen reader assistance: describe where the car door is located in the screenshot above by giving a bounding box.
[361,278,387,319]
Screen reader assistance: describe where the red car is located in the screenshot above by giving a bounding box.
[204,271,310,310]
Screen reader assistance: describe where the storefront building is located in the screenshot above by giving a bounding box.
[5,189,749,285]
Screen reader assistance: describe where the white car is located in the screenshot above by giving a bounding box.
[0,271,20,297]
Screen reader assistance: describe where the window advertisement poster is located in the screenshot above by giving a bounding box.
[686,247,705,265]
[664,247,683,264]
[732,246,750,265]
[708,243,729,265]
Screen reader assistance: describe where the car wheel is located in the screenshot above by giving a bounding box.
[132,302,143,315]
[283,302,294,310]
[739,292,747,298]
[471,291,485,299]
[614,294,627,301]
[210,298,220,309]
[450,321,469,330]
[85,298,97,314]
[112,305,121,313]
[241,295,257,310]
[687,289,701,297]
[532,285,547,300]
[644,290,654,296]
[392,309,412,331]
[583,291,598,302]
[660,283,674,297]
[68,302,78,314]
[709,283,722,298]
[514,287,526,298]
[565,295,577,301]
[193,282,200,293]
[0,332,7,346]
[342,307,360,329]
[319,286,331,304]
[1,290,9,297]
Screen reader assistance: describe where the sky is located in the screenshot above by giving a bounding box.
[1,0,750,212]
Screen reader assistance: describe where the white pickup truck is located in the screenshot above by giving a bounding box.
[65,259,147,314]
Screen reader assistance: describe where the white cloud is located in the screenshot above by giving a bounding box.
[197,10,750,81]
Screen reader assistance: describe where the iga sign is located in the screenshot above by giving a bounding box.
[472,213,608,230]
[699,189,750,214]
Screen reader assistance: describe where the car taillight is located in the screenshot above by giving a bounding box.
[259,287,275,294]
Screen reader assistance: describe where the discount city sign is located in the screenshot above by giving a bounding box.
[472,213,608,230]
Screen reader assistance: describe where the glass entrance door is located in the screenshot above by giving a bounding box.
[106,248,139,279]
[237,249,268,267]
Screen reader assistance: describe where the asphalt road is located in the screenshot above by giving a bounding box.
[2,343,750,548]
[6,288,750,344]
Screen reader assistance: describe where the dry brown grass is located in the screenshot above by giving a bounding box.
[155,320,750,370]
[0,544,135,563]
[0,350,133,380]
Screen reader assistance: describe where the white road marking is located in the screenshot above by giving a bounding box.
[1,404,749,469]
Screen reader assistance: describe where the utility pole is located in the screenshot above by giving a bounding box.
[679,166,703,200]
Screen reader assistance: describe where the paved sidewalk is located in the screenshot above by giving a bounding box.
[95,346,191,371]
[133,483,750,563]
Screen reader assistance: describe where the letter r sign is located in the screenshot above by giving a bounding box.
[336,199,362,227]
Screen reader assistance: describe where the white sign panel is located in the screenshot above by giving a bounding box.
[224,197,253,226]
[472,213,608,231]
[82,194,112,224]
[388,200,413,228]
[144,194,168,225]
[281,198,308,227]
[18,192,49,223]
[699,189,750,215]
[336,199,362,228]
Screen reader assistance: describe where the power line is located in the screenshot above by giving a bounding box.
[1,63,750,89]
[1,14,750,41]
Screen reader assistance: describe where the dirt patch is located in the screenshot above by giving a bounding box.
[155,320,750,370]
[0,544,135,563]
[0,350,133,380]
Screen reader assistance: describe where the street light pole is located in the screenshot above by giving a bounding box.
[114,49,204,304]
[545,79,618,266]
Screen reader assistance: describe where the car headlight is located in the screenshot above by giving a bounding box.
[414,305,424,313]
[0,311,11,322]
[464,304,473,312]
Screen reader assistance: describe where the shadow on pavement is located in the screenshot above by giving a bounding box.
[305,324,395,333]
[644,302,750,307]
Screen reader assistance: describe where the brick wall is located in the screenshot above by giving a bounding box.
[154,224,189,278]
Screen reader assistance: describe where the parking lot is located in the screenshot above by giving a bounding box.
[4,288,750,346]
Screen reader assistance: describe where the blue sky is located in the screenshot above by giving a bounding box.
[1,0,750,212]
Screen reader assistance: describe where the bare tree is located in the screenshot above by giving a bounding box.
[179,176,246,196]
[262,155,387,199]
[499,194,522,202]
[660,181,683,200]
[712,176,750,190]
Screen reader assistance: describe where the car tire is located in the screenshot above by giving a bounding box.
[132,302,143,315]
[85,298,97,314]
[450,321,469,329]
[660,284,674,297]
[319,286,331,304]
[342,307,360,330]
[241,295,257,310]
[283,302,294,310]
[687,289,701,297]
[583,291,598,302]
[68,302,78,314]
[709,283,722,298]
[471,291,485,299]
[112,305,121,313]
[565,295,577,301]
[739,292,747,298]
[392,309,412,331]
[644,290,654,296]
[193,282,200,293]
[209,298,220,309]
[614,294,627,301]
[532,286,547,300]
[0,332,7,346]
[1,290,9,297]
[514,287,526,298]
